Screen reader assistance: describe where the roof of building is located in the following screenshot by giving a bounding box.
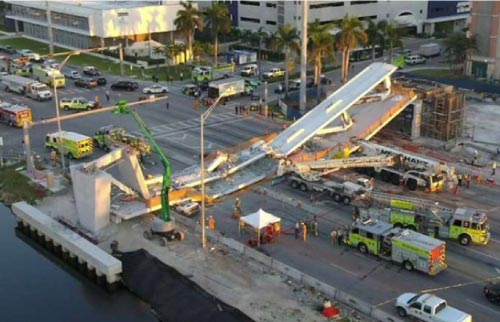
[6,1,180,16]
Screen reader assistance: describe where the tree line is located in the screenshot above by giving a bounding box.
[161,1,475,94]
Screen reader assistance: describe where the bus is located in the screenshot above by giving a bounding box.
[349,46,383,62]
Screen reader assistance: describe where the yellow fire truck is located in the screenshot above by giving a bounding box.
[345,219,447,275]
[362,194,490,246]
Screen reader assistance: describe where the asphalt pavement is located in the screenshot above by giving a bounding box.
[2,41,496,321]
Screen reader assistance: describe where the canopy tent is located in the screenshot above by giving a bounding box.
[239,209,281,246]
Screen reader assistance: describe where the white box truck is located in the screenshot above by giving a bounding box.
[2,74,52,101]
[207,78,246,99]
[418,43,441,58]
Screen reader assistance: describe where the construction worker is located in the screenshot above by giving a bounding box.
[294,221,300,239]
[492,161,497,176]
[50,150,57,165]
[301,222,307,241]
[330,229,337,245]
[313,215,319,237]
[208,216,216,230]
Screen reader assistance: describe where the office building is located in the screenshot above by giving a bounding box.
[4,0,188,49]
[468,1,500,79]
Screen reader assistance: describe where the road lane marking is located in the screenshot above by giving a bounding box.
[328,262,360,278]
[466,299,500,316]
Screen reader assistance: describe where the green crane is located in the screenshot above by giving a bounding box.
[114,100,183,244]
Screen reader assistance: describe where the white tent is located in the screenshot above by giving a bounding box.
[239,209,281,246]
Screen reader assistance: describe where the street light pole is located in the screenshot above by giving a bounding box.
[200,92,229,248]
[53,52,80,172]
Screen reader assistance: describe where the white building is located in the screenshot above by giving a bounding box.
[237,1,469,36]
[5,0,189,49]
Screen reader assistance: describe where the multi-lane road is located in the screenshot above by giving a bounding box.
[2,45,498,321]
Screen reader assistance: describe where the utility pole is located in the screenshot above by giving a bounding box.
[119,43,124,77]
[46,1,54,54]
[299,0,308,113]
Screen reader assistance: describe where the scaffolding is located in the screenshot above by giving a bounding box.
[421,91,465,141]
[393,77,465,141]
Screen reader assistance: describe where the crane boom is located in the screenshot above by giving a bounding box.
[115,100,171,222]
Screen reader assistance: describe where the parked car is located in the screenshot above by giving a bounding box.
[59,97,96,111]
[484,282,500,303]
[174,201,200,217]
[320,74,332,85]
[74,78,98,88]
[19,49,40,60]
[240,64,258,76]
[111,81,139,91]
[263,67,285,79]
[83,65,100,77]
[396,293,472,322]
[245,79,262,88]
[0,45,17,54]
[64,70,82,79]
[142,84,168,94]
[43,59,59,69]
[405,55,426,65]
[183,84,198,96]
[0,71,9,81]
[95,77,107,86]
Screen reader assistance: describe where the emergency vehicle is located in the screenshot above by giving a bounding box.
[0,102,32,127]
[345,219,447,275]
[45,131,94,159]
[32,65,65,88]
[362,197,490,246]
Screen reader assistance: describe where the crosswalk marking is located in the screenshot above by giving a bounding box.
[130,112,245,138]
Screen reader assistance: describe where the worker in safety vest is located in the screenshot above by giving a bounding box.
[301,222,307,241]
[208,216,216,230]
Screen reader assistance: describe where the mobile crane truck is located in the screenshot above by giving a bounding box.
[362,193,490,246]
[114,100,183,244]
[277,155,395,205]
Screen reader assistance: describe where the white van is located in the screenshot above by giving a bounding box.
[405,55,426,65]
[240,64,258,76]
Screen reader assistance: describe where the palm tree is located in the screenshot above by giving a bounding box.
[174,1,204,63]
[204,2,232,65]
[444,32,477,74]
[338,15,367,83]
[384,23,402,63]
[308,20,336,86]
[270,23,300,96]
[366,19,387,61]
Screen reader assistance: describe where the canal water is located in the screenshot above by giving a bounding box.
[0,203,157,322]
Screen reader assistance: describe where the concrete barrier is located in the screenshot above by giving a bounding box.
[371,308,405,322]
[12,202,122,284]
[335,289,372,315]
[302,274,337,298]
[271,260,304,283]
[243,246,274,267]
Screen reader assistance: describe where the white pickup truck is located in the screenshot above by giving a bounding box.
[263,67,285,79]
[396,293,472,322]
